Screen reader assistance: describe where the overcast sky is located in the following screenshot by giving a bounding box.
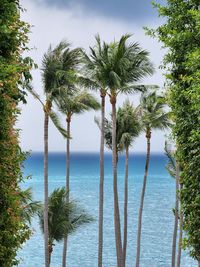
[18,0,169,153]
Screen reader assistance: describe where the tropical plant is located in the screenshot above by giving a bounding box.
[55,89,100,267]
[0,1,35,266]
[148,1,200,264]
[19,187,41,224]
[81,35,110,267]
[117,102,141,266]
[38,187,93,266]
[135,91,171,267]
[28,41,81,267]
[164,142,182,267]
[96,101,141,266]
[97,34,153,267]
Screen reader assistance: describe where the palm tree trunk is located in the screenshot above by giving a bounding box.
[62,116,71,267]
[111,96,123,267]
[177,177,182,267]
[44,111,49,267]
[171,161,179,267]
[123,145,129,266]
[48,243,53,266]
[98,92,106,267]
[135,132,151,267]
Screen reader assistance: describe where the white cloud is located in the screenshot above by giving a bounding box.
[18,0,168,152]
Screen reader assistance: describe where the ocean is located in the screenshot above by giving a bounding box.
[18,152,197,267]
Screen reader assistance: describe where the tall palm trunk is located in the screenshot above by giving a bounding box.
[62,114,71,267]
[98,92,106,267]
[110,95,123,267]
[171,161,180,267]
[123,145,129,266]
[177,178,182,267]
[135,130,151,267]
[44,109,49,267]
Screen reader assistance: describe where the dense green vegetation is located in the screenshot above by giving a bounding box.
[1,1,199,267]
[150,0,200,263]
[38,187,93,266]
[0,1,34,266]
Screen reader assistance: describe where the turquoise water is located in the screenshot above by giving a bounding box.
[18,152,197,267]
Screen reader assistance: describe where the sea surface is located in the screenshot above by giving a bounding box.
[18,152,197,267]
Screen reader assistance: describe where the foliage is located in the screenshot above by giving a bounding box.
[38,187,94,246]
[0,1,34,266]
[55,89,100,119]
[138,91,171,135]
[95,100,141,153]
[149,0,200,261]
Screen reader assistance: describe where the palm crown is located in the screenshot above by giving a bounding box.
[139,91,171,134]
[55,89,100,118]
[38,187,93,246]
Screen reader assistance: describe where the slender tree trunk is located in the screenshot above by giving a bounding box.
[44,110,49,267]
[98,92,106,267]
[48,244,53,267]
[177,176,182,267]
[111,96,123,267]
[171,160,179,267]
[135,132,151,267]
[62,115,71,267]
[123,145,129,266]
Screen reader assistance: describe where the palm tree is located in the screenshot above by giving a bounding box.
[96,101,141,266]
[117,102,141,266]
[55,89,100,267]
[135,91,171,267]
[28,41,81,267]
[103,34,153,267]
[38,187,93,266]
[164,142,182,267]
[81,36,111,267]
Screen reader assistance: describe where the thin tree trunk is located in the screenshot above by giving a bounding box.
[135,133,151,267]
[111,97,123,267]
[177,177,182,267]
[62,116,71,267]
[171,160,179,267]
[48,243,53,266]
[44,111,49,267]
[98,92,105,267]
[123,145,129,266]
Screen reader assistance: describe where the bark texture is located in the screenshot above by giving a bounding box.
[62,115,71,267]
[111,96,123,267]
[123,145,129,266]
[171,161,180,267]
[44,111,49,267]
[98,93,105,267]
[135,132,151,267]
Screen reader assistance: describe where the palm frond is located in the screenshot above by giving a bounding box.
[49,111,69,138]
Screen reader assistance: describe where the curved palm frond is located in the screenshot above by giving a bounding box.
[55,89,100,116]
[19,187,42,224]
[95,101,141,152]
[38,187,93,244]
[42,41,81,97]
[49,111,69,138]
[139,91,172,131]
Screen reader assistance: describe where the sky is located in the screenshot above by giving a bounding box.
[18,0,169,153]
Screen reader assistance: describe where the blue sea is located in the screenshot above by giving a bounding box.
[18,152,197,267]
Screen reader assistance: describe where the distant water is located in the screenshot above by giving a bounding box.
[18,152,197,267]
